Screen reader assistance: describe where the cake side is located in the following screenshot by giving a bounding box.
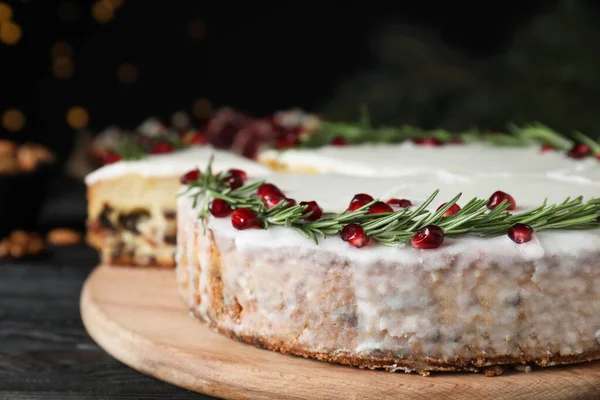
[175,165,600,373]
[177,194,600,373]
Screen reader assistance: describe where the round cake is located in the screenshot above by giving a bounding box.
[176,140,600,374]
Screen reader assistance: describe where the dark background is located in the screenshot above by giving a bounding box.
[4,0,600,165]
[2,2,600,398]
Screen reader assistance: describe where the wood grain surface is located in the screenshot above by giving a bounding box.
[81,264,600,400]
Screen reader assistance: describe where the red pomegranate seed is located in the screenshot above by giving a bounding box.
[257,183,284,199]
[411,137,425,145]
[103,151,122,164]
[340,223,370,248]
[231,208,259,230]
[487,191,517,211]
[411,225,444,249]
[221,173,244,189]
[508,223,534,244]
[151,142,174,154]
[567,143,591,159]
[227,168,247,182]
[300,201,323,221]
[263,195,296,209]
[331,136,349,146]
[263,196,295,209]
[190,132,207,145]
[209,199,232,218]
[596,154,600,161]
[348,193,374,211]
[436,202,461,217]
[180,168,200,184]
[541,144,554,153]
[423,138,444,146]
[386,198,412,208]
[275,136,298,149]
[369,201,394,214]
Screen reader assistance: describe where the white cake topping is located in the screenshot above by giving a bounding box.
[181,143,600,268]
[259,142,600,181]
[85,146,272,184]
[203,172,600,268]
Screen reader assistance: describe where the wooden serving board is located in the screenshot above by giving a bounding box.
[80,265,600,400]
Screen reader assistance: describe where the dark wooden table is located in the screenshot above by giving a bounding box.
[0,176,214,399]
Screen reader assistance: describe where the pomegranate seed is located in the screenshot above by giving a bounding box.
[422,138,444,146]
[508,223,533,244]
[257,183,284,199]
[275,136,298,149]
[567,143,591,159]
[369,201,394,214]
[340,223,370,248]
[300,201,323,221]
[411,225,444,249]
[227,168,247,182]
[487,191,517,211]
[348,193,374,211]
[209,199,232,218]
[263,196,295,209]
[596,154,600,161]
[190,132,207,145]
[221,173,244,189]
[231,208,259,230]
[411,137,425,145]
[331,136,349,146]
[151,142,174,154]
[103,151,122,164]
[436,202,461,217]
[387,198,412,208]
[180,168,200,184]
[541,144,554,153]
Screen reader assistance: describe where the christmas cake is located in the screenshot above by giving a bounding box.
[85,145,271,267]
[177,137,600,374]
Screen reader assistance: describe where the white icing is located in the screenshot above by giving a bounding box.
[202,172,600,270]
[259,142,600,182]
[85,146,272,184]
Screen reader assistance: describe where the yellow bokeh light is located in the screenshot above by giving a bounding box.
[50,41,73,58]
[91,1,113,23]
[2,109,26,132]
[66,106,89,129]
[0,2,12,22]
[52,56,74,80]
[0,21,22,45]
[116,62,138,85]
[192,98,213,119]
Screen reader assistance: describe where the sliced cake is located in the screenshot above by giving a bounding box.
[85,146,271,267]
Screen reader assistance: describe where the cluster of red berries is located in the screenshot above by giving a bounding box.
[102,131,207,165]
[181,168,536,250]
[341,189,529,249]
[542,143,600,161]
[181,168,324,231]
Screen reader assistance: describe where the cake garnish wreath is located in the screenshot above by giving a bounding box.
[285,107,600,159]
[180,157,600,250]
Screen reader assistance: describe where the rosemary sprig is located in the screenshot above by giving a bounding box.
[116,131,189,160]
[186,159,600,247]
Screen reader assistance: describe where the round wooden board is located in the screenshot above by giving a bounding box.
[81,265,600,400]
